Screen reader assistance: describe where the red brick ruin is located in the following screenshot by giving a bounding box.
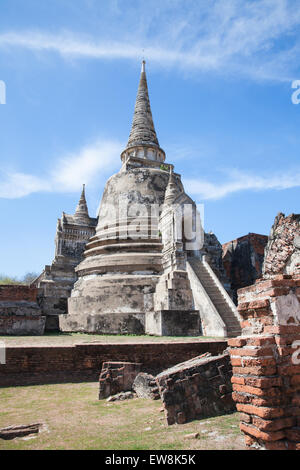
[0,285,45,335]
[229,213,300,450]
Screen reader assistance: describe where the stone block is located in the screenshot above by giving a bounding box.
[145,310,200,336]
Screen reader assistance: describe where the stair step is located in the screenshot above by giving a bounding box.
[189,258,240,334]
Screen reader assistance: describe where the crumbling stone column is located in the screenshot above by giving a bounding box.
[229,274,300,450]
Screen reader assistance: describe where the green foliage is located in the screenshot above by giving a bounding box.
[160,164,169,171]
[0,275,19,285]
[0,272,38,285]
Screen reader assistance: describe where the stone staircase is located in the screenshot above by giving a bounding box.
[187,257,241,337]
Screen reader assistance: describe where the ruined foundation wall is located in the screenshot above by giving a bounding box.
[156,352,235,425]
[229,275,300,450]
[0,340,227,387]
[0,285,45,336]
[0,285,39,302]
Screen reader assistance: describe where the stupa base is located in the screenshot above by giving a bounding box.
[59,311,145,335]
[146,310,201,337]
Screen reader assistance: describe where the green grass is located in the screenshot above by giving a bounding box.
[0,332,221,346]
[0,382,244,450]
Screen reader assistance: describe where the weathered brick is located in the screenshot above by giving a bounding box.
[291,375,300,386]
[248,299,270,310]
[239,412,252,424]
[251,416,296,432]
[240,423,285,441]
[232,365,277,376]
[229,347,274,357]
[285,427,300,442]
[233,391,281,407]
[232,383,279,398]
[247,337,275,347]
[244,377,282,389]
[227,338,247,348]
[264,441,287,450]
[241,357,276,368]
[236,404,284,419]
[231,376,245,385]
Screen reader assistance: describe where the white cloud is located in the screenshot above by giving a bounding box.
[184,169,300,200]
[52,140,122,191]
[1,0,300,81]
[1,147,300,202]
[0,172,51,199]
[0,139,122,199]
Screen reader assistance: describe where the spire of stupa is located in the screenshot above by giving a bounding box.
[127,60,159,149]
[74,184,90,223]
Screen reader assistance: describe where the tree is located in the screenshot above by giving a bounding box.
[0,272,39,285]
[22,272,39,285]
[0,274,19,285]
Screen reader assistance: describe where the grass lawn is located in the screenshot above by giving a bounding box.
[0,332,223,347]
[0,382,245,450]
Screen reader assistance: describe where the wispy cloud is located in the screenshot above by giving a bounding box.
[1,0,300,81]
[52,140,122,191]
[1,149,300,202]
[0,172,51,199]
[184,169,300,200]
[0,139,122,199]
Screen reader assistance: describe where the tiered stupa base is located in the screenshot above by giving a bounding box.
[60,273,160,334]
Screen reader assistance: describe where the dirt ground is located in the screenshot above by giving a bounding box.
[0,382,246,450]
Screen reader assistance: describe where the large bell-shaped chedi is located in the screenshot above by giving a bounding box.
[59,61,202,335]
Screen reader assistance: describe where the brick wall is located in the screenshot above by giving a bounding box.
[0,285,45,335]
[222,233,268,303]
[0,340,227,387]
[156,353,235,425]
[229,274,300,450]
[0,285,38,302]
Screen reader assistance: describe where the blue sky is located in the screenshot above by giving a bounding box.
[1,0,300,278]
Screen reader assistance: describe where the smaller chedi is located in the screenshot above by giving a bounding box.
[33,186,97,330]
